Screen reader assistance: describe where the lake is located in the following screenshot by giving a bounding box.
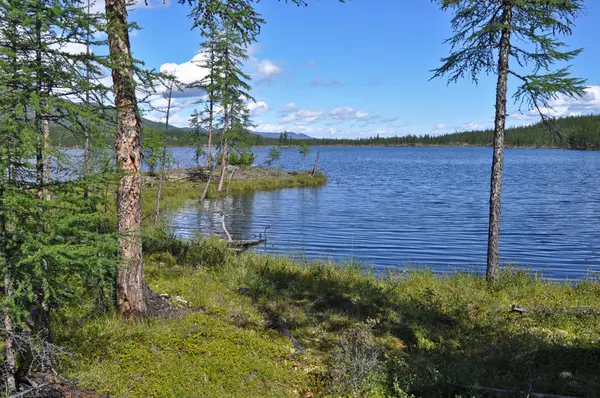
[168,146,600,280]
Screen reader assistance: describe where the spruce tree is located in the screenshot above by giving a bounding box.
[433,0,586,280]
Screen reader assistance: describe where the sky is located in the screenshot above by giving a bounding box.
[118,0,600,138]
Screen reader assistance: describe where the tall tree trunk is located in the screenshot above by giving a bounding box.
[106,0,147,316]
[34,4,52,349]
[217,110,229,193]
[154,84,172,224]
[206,97,213,168]
[0,181,16,394]
[486,3,512,281]
[217,139,227,193]
[43,117,51,201]
[83,0,91,199]
[310,150,320,176]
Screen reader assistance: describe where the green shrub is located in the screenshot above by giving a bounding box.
[183,235,230,268]
[146,252,177,267]
[330,320,384,396]
[142,225,187,258]
[228,150,256,167]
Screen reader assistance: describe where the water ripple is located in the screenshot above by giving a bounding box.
[169,146,600,280]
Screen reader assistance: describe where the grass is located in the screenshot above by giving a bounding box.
[57,237,600,397]
[142,171,327,223]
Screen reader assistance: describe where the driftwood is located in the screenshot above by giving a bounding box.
[511,304,600,316]
[228,239,264,248]
[8,383,49,398]
[470,385,579,398]
[265,310,305,355]
[220,211,232,242]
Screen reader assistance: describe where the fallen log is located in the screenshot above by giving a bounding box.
[228,239,265,248]
[511,304,600,317]
[470,385,579,398]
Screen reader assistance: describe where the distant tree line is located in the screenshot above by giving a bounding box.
[271,114,600,150]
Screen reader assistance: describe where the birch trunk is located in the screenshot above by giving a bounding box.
[486,3,512,281]
[106,0,147,316]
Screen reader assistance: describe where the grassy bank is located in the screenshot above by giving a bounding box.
[57,236,600,397]
[141,171,327,222]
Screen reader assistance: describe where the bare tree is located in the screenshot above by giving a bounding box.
[153,76,182,223]
[105,0,147,316]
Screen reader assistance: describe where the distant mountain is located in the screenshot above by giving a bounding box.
[250,131,313,140]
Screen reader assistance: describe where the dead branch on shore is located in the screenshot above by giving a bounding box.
[310,150,320,176]
[469,385,579,398]
[511,304,600,316]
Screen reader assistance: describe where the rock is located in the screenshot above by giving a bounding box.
[175,296,189,306]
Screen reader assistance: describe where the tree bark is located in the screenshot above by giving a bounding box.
[486,3,512,281]
[154,83,172,224]
[43,117,51,201]
[217,139,227,193]
[106,0,147,316]
[216,109,229,193]
[0,182,16,394]
[83,0,91,199]
[310,150,320,176]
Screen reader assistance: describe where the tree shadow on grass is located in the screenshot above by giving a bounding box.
[241,259,600,397]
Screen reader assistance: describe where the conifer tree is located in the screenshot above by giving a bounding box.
[0,0,116,388]
[188,27,223,168]
[433,0,586,280]
[213,23,255,193]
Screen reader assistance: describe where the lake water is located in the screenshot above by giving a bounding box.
[168,146,600,280]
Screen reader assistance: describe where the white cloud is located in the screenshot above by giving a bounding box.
[330,107,370,120]
[252,59,283,83]
[436,123,447,130]
[254,123,285,133]
[508,85,600,125]
[307,60,317,68]
[248,101,269,116]
[159,52,208,89]
[280,109,325,125]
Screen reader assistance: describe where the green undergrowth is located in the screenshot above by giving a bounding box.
[142,171,327,223]
[58,236,600,397]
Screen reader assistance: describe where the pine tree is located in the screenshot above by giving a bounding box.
[433,0,586,280]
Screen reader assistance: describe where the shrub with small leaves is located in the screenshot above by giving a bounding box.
[184,235,230,268]
[330,320,383,396]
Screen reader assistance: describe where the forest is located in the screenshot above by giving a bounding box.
[1,0,599,397]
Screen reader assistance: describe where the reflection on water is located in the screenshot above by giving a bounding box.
[170,146,600,280]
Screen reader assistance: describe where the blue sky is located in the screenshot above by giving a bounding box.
[123,0,600,138]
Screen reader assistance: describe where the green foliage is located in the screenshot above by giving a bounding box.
[228,150,256,166]
[298,141,310,168]
[142,128,163,175]
[264,145,282,166]
[433,0,586,140]
[182,235,231,268]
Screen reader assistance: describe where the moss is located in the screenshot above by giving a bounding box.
[58,247,600,397]
[63,313,307,397]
